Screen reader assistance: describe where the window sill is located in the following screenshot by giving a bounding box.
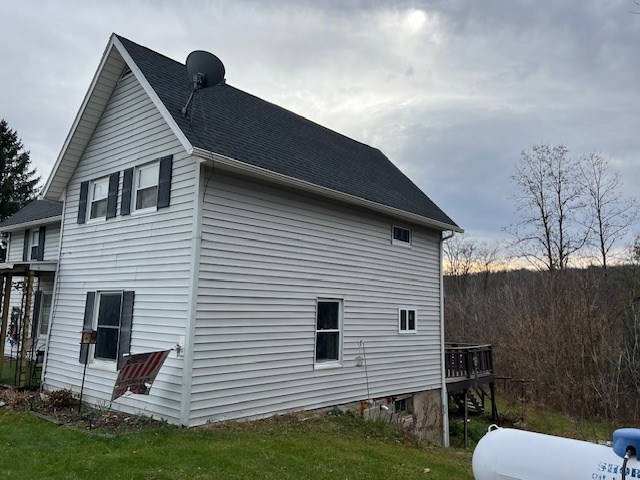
[398,330,418,335]
[89,359,117,372]
[130,206,157,217]
[314,361,342,370]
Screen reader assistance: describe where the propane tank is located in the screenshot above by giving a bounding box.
[473,427,640,480]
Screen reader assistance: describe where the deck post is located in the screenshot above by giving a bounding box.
[490,381,498,423]
[463,388,469,448]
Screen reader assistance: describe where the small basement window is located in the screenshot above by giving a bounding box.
[89,177,109,219]
[392,226,411,245]
[398,307,417,334]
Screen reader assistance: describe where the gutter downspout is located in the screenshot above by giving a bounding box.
[180,160,204,426]
[440,230,455,447]
[41,190,67,386]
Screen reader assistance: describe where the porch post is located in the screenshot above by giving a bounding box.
[17,271,33,387]
[0,273,12,381]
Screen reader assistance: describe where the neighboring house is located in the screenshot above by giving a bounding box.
[0,200,62,371]
[21,34,461,442]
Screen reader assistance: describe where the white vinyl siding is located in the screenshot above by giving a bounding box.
[43,73,196,424]
[191,171,442,425]
[6,222,60,263]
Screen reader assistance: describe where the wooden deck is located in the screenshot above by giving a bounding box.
[445,343,495,391]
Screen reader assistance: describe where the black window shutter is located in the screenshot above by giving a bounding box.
[79,292,96,364]
[78,181,89,224]
[37,225,46,261]
[157,155,173,209]
[22,229,29,261]
[106,171,120,219]
[32,291,42,339]
[117,291,135,370]
[121,168,134,216]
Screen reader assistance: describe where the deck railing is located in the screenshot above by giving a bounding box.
[444,343,493,379]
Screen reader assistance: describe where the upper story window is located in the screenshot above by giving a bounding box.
[30,229,40,260]
[89,177,109,219]
[22,226,45,262]
[134,162,160,211]
[398,307,417,334]
[393,226,411,245]
[315,299,342,365]
[77,155,172,224]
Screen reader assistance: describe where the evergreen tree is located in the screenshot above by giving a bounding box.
[0,119,40,260]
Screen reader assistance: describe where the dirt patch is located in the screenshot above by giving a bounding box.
[0,388,172,434]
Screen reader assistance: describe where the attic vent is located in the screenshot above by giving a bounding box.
[181,50,226,120]
[119,66,132,80]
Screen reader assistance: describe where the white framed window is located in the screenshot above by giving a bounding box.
[30,229,40,260]
[134,162,159,211]
[89,177,109,219]
[392,226,411,246]
[315,299,343,365]
[94,292,123,361]
[398,307,417,334]
[38,292,53,336]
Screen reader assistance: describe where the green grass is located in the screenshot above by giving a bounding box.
[0,410,473,480]
[447,394,617,449]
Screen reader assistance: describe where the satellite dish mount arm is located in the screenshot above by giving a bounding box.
[181,73,206,119]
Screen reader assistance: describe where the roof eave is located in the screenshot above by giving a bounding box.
[42,34,193,201]
[190,147,462,233]
[0,215,62,233]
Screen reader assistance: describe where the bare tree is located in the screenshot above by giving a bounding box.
[443,233,476,277]
[506,144,588,271]
[579,153,638,269]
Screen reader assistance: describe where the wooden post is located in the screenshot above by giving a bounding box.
[490,381,498,424]
[0,274,11,383]
[17,271,33,387]
[463,388,469,448]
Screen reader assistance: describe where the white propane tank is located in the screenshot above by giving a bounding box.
[473,427,640,480]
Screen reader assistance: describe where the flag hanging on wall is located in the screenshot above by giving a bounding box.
[111,350,170,401]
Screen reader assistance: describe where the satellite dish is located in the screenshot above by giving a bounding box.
[181,50,226,119]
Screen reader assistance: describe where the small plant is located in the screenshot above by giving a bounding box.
[46,388,74,408]
[93,400,111,419]
[1,389,30,410]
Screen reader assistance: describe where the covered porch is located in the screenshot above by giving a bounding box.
[0,261,56,388]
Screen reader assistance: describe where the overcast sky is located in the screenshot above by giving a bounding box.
[2,0,639,246]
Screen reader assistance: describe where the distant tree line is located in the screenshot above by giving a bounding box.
[444,143,640,422]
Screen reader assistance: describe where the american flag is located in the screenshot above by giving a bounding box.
[111,350,170,401]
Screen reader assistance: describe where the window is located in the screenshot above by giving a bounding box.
[38,293,53,336]
[80,291,134,369]
[315,299,342,364]
[94,292,123,361]
[30,229,39,260]
[89,177,109,219]
[393,226,411,245]
[398,307,417,334]
[23,226,45,261]
[134,162,160,211]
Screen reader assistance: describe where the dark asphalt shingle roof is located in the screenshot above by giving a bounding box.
[0,199,62,229]
[117,36,458,229]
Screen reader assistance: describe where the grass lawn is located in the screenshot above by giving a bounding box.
[0,410,473,480]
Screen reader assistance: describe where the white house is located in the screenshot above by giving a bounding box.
[0,200,61,381]
[9,34,462,443]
